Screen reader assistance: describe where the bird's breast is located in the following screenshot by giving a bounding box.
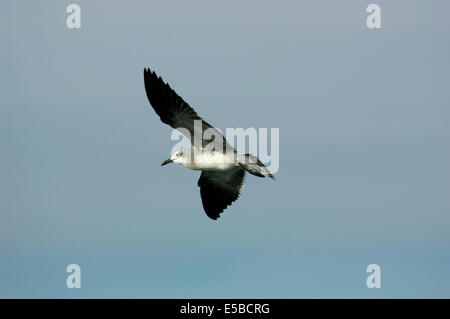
[183,151,236,171]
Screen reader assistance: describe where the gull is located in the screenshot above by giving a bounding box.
[143,68,274,220]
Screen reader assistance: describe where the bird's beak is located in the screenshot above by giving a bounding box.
[161,159,173,166]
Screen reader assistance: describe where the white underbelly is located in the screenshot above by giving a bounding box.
[184,151,237,171]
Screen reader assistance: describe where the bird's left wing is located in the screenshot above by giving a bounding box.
[197,167,246,220]
[144,68,231,149]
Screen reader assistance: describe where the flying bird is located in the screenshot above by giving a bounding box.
[143,68,274,220]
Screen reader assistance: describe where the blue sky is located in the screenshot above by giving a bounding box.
[1,1,450,297]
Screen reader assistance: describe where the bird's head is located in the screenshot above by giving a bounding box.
[161,149,187,166]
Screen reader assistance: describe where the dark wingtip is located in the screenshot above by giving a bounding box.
[207,210,222,221]
[143,68,156,76]
[205,213,219,221]
[143,68,150,79]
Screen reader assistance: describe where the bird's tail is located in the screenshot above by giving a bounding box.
[238,153,275,179]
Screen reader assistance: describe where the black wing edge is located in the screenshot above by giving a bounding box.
[197,168,246,220]
[143,68,179,126]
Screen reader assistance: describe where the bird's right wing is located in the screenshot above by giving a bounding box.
[197,167,246,220]
[144,69,230,149]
